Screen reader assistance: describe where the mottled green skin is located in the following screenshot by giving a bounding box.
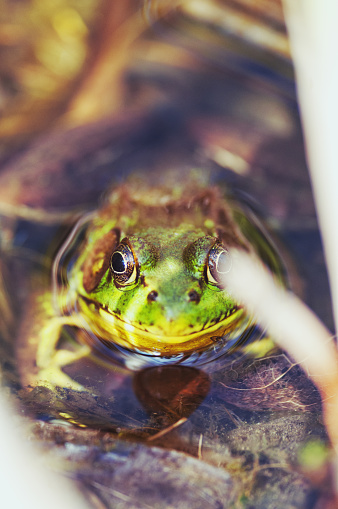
[67,180,246,345]
[89,226,235,336]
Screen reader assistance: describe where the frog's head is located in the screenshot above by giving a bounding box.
[77,225,243,355]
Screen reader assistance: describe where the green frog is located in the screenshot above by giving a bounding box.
[25,172,280,391]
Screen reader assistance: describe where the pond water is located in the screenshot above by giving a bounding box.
[0,1,334,508]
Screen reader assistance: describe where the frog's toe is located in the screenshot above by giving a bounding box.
[37,366,85,392]
[37,345,91,391]
[51,344,91,367]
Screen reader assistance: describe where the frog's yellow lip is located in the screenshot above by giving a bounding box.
[77,296,245,355]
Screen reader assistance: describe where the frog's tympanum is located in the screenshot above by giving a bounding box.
[33,174,281,389]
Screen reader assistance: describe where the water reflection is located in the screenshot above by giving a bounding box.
[134,366,210,425]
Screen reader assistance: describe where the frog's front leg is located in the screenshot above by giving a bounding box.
[36,314,91,392]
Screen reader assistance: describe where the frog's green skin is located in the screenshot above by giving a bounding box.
[65,177,250,356]
[35,175,260,390]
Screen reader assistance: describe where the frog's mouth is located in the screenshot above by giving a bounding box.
[77,296,244,355]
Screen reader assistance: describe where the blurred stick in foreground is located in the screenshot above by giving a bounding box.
[282,0,338,332]
[224,251,338,453]
[226,0,338,480]
[0,392,91,509]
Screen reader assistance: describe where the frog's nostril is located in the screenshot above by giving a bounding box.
[188,290,200,303]
[147,290,158,302]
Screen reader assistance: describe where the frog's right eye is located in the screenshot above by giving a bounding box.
[110,241,138,287]
[206,243,232,287]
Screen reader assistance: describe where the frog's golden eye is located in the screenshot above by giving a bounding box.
[110,241,138,286]
[206,243,232,286]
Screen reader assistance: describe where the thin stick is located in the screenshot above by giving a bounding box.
[147,417,188,442]
[198,433,203,460]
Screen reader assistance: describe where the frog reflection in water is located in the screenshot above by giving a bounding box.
[37,175,269,390]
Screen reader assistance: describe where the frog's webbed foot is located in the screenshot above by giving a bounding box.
[36,316,91,392]
[37,344,91,392]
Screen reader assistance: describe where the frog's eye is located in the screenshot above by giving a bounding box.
[206,243,232,286]
[110,241,138,286]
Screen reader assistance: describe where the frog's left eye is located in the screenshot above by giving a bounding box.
[206,243,232,286]
[110,241,138,286]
